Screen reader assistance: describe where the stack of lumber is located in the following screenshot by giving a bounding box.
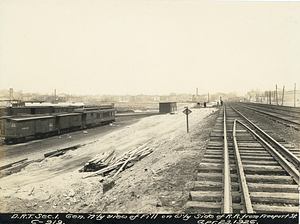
[79,149,115,172]
[82,144,153,179]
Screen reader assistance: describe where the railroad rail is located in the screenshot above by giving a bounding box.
[185,102,299,213]
[237,102,300,130]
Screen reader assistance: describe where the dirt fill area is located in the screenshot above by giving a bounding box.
[0,107,219,213]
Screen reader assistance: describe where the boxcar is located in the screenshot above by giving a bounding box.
[75,108,115,128]
[55,113,82,133]
[3,115,55,143]
[1,106,115,144]
[100,108,116,123]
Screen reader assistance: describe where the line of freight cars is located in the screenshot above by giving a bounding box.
[0,106,115,144]
[1,105,84,116]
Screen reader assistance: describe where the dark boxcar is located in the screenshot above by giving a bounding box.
[35,116,56,137]
[3,115,55,143]
[55,113,82,133]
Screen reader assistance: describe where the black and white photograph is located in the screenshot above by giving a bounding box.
[0,0,299,223]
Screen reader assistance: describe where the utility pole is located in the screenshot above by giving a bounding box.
[282,86,285,106]
[276,85,278,105]
[208,92,209,103]
[294,83,296,107]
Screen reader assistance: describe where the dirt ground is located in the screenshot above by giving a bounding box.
[0,107,219,213]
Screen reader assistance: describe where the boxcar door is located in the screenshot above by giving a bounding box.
[35,119,42,134]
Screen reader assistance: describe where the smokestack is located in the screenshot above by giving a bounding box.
[196,88,198,96]
[54,89,56,101]
[9,88,13,100]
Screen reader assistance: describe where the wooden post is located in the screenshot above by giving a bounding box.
[276,85,278,105]
[269,91,272,105]
[294,83,296,107]
[186,112,189,133]
[183,107,191,133]
[282,86,285,106]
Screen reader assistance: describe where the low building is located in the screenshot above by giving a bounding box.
[159,102,177,114]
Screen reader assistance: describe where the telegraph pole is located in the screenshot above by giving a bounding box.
[282,86,285,106]
[294,83,296,107]
[276,85,278,105]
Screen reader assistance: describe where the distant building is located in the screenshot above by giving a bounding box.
[159,102,177,114]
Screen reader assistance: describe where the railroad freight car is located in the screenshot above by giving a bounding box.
[74,107,116,128]
[0,105,83,116]
[3,115,56,144]
[55,113,82,134]
[1,106,116,144]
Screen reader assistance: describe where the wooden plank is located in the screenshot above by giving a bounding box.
[83,147,153,178]
[0,158,28,170]
[190,191,241,203]
[248,183,298,193]
[207,142,223,147]
[44,145,80,157]
[198,163,237,172]
[201,158,223,163]
[250,192,298,205]
[243,164,286,175]
[192,181,239,191]
[113,148,137,178]
[185,201,221,213]
[2,159,43,175]
[241,155,274,161]
[196,173,238,182]
[185,201,242,213]
[253,204,299,213]
[235,143,262,147]
[203,154,223,159]
[204,149,223,156]
[241,160,278,165]
[246,174,295,184]
[239,151,270,156]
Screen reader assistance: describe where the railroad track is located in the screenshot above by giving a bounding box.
[185,102,299,213]
[236,102,300,130]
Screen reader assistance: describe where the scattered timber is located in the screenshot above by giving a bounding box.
[44,144,82,158]
[82,144,153,179]
[79,149,116,172]
[0,158,29,171]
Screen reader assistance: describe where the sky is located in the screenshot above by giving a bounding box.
[0,0,300,96]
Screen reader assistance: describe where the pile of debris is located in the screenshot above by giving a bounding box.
[81,144,153,179]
